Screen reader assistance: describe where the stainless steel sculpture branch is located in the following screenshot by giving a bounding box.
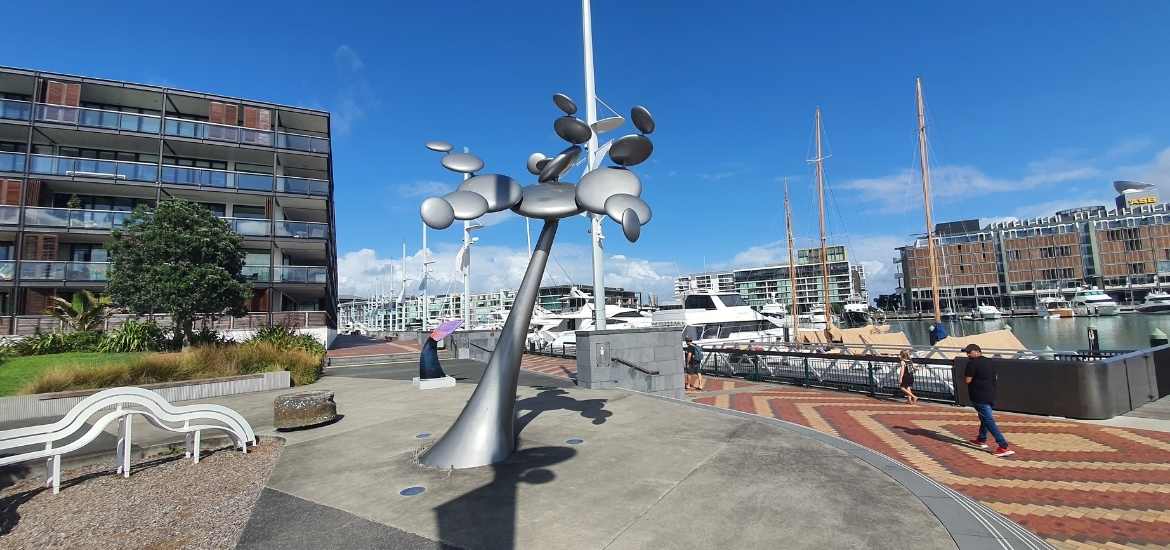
[418,93,655,469]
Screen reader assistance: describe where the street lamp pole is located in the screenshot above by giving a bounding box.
[583,0,606,330]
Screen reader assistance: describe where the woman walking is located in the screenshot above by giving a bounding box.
[898,349,918,404]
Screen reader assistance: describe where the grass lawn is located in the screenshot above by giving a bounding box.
[0,352,150,396]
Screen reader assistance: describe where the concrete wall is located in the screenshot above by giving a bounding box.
[224,327,336,348]
[576,326,685,400]
[447,329,503,363]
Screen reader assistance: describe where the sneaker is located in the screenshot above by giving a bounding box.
[993,447,1015,457]
[968,439,989,449]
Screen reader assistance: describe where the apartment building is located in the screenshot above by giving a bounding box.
[0,67,336,334]
[674,245,861,313]
[895,182,1170,311]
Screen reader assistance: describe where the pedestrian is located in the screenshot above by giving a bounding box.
[962,344,1014,457]
[897,349,918,404]
[684,337,704,391]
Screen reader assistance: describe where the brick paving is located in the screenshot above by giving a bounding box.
[518,354,578,382]
[691,380,1170,549]
[327,334,420,358]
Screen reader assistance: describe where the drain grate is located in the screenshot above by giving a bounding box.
[415,432,432,439]
[400,486,426,497]
[566,438,584,445]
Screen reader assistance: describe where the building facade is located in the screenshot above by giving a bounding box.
[674,245,861,313]
[0,66,336,333]
[895,183,1170,311]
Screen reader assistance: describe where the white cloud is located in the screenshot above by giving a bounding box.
[393,180,455,198]
[330,45,377,135]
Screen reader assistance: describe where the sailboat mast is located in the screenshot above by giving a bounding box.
[815,107,833,328]
[785,178,799,339]
[916,77,942,323]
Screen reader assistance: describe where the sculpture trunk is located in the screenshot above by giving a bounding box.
[420,219,559,469]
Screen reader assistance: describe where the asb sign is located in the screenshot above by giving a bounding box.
[1127,196,1158,207]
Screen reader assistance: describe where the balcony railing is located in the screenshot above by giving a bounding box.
[275,265,328,284]
[164,119,273,146]
[20,261,109,282]
[161,164,273,191]
[0,152,26,173]
[35,104,161,134]
[276,220,328,239]
[276,131,330,154]
[29,154,158,183]
[276,176,329,196]
[0,99,32,122]
[24,207,132,230]
[242,265,271,282]
[221,216,270,237]
[0,260,13,281]
[0,205,18,225]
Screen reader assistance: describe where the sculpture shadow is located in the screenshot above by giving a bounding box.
[514,388,611,436]
[896,426,978,449]
[434,445,575,550]
[275,414,345,433]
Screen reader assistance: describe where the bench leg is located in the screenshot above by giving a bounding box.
[121,416,132,478]
[193,430,200,464]
[51,455,60,494]
[184,431,194,459]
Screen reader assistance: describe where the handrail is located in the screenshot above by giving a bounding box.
[35,101,162,120]
[611,356,660,375]
[471,343,494,353]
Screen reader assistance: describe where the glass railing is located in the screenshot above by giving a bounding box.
[24,207,131,230]
[276,176,329,196]
[0,260,13,281]
[0,99,32,122]
[34,104,161,134]
[161,164,274,191]
[164,119,273,146]
[276,132,330,154]
[0,205,18,225]
[20,261,110,281]
[29,154,158,183]
[242,265,271,282]
[275,266,328,284]
[276,220,328,239]
[0,152,26,173]
[221,216,270,237]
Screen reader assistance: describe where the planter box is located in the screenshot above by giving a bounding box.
[0,371,290,423]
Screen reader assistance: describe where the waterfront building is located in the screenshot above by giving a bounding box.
[0,66,336,334]
[895,182,1170,311]
[674,245,861,313]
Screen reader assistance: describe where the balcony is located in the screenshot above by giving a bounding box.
[161,164,274,191]
[29,154,158,183]
[221,217,270,237]
[276,131,330,154]
[0,205,18,225]
[20,261,109,282]
[276,176,329,196]
[34,104,161,134]
[164,119,272,147]
[24,207,131,230]
[0,152,25,173]
[0,260,13,281]
[276,220,328,239]
[0,99,32,122]
[242,265,271,282]
[275,266,328,284]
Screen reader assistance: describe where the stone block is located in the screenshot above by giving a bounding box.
[413,376,457,390]
[274,390,339,430]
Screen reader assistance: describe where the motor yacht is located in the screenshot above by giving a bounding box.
[1136,290,1170,314]
[971,304,1003,320]
[527,303,652,350]
[841,295,871,328]
[1037,296,1075,318]
[1070,287,1120,316]
[798,304,830,330]
[652,292,787,346]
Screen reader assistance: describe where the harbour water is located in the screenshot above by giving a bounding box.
[886,314,1170,351]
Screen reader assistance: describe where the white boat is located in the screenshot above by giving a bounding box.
[799,304,829,330]
[1037,296,1075,318]
[527,303,652,350]
[971,304,1002,320]
[1136,291,1170,314]
[841,295,871,328]
[1070,287,1120,316]
[652,292,787,346]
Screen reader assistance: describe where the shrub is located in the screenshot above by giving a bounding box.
[246,324,325,355]
[14,331,103,355]
[187,326,230,347]
[98,320,170,353]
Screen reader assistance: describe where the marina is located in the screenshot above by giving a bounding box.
[888,313,1170,350]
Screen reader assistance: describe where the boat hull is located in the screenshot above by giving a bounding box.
[1137,304,1170,314]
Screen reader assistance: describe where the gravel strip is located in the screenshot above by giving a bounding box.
[0,439,282,550]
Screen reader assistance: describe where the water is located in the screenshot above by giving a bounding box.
[886,315,1170,351]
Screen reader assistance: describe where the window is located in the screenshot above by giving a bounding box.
[1130,263,1145,275]
[232,205,266,219]
[717,294,747,307]
[684,295,717,310]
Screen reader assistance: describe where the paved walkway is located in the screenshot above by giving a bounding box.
[327,334,420,358]
[688,380,1170,550]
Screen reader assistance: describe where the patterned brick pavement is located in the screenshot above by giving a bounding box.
[327,334,420,358]
[692,381,1170,549]
[519,354,577,382]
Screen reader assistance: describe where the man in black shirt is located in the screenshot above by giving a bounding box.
[962,344,1014,457]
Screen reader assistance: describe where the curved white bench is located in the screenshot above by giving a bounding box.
[0,387,256,494]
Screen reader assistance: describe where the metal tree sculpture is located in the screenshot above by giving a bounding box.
[417,93,655,469]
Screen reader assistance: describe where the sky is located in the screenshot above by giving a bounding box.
[4,1,1170,303]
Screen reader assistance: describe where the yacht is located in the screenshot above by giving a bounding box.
[799,304,829,330]
[527,303,652,350]
[652,292,787,345]
[1136,291,1170,314]
[971,304,1003,320]
[1070,287,1120,316]
[841,295,871,328]
[1037,296,1075,318]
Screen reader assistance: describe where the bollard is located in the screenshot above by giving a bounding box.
[1087,326,1100,353]
[1152,328,1168,348]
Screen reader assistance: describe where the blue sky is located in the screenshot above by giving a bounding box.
[4,1,1170,301]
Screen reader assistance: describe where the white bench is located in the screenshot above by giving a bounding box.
[0,386,256,494]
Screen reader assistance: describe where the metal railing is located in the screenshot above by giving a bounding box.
[0,152,26,173]
[274,266,328,284]
[241,265,271,282]
[0,205,18,225]
[10,310,330,336]
[0,98,31,122]
[29,154,158,183]
[35,103,161,134]
[276,176,329,196]
[161,164,273,191]
[276,220,328,239]
[0,260,14,281]
[19,261,110,282]
[276,131,330,154]
[527,341,577,358]
[220,216,270,237]
[24,207,131,230]
[164,118,272,146]
[611,356,660,375]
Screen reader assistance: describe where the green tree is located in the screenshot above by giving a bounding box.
[44,289,112,332]
[107,199,251,344]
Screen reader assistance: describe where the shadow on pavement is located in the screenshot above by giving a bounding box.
[514,388,611,435]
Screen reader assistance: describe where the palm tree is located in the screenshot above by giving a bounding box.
[44,290,113,332]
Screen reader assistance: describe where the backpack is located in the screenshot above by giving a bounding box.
[690,344,704,365]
